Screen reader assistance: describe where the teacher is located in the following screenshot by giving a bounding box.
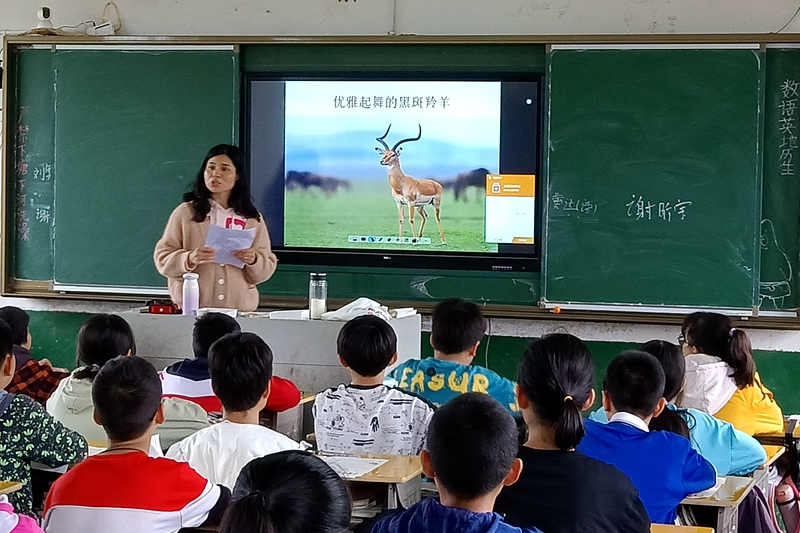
[154,144,277,312]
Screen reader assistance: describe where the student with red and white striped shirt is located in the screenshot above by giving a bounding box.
[160,312,300,413]
[43,356,230,533]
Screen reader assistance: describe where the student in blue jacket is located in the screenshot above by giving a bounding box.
[578,351,716,524]
[590,340,766,476]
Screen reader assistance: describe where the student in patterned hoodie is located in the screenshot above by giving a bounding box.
[314,315,434,456]
[0,319,87,518]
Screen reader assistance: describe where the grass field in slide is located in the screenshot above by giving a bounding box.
[284,180,497,253]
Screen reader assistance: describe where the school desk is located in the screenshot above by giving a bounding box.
[753,445,785,494]
[0,481,22,495]
[123,312,421,394]
[340,454,423,510]
[680,475,755,533]
[259,392,316,442]
[754,417,800,448]
[650,525,714,533]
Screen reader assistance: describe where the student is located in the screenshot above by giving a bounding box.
[0,306,69,405]
[592,340,767,476]
[0,319,87,518]
[166,332,304,488]
[314,315,433,456]
[388,298,518,415]
[160,312,301,414]
[0,495,45,533]
[372,393,541,533]
[494,334,650,533]
[677,312,783,436]
[42,356,230,533]
[577,351,716,524]
[219,450,351,533]
[46,314,208,448]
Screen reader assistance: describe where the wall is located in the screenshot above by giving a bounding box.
[1,0,800,36]
[3,1,800,412]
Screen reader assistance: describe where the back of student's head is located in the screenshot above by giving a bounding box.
[336,315,396,377]
[221,450,351,533]
[0,306,29,347]
[0,319,14,359]
[209,332,272,412]
[426,393,518,500]
[640,340,690,439]
[92,355,161,441]
[682,312,755,388]
[75,314,137,380]
[518,333,594,451]
[431,298,487,355]
[193,312,241,359]
[604,351,665,418]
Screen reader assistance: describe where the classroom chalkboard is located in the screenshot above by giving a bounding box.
[542,47,763,309]
[761,48,800,311]
[49,47,238,288]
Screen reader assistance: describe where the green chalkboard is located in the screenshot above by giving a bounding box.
[52,48,238,288]
[8,49,56,281]
[543,48,763,309]
[760,49,800,310]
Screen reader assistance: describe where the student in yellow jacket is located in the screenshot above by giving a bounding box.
[677,312,782,436]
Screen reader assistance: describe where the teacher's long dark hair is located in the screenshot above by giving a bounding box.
[184,144,261,223]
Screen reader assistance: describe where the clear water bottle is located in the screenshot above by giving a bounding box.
[182,273,200,316]
[309,273,327,319]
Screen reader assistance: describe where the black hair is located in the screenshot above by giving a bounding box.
[430,298,487,355]
[336,315,396,378]
[0,307,29,347]
[682,312,755,388]
[603,350,665,418]
[0,319,15,358]
[183,144,260,223]
[193,312,241,359]
[209,332,273,412]
[74,314,137,381]
[640,340,692,439]
[221,451,351,533]
[518,333,595,451]
[426,393,518,500]
[92,355,161,442]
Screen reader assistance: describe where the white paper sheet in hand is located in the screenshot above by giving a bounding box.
[204,225,256,269]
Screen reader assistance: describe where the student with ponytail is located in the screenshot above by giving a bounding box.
[494,334,650,533]
[677,312,783,436]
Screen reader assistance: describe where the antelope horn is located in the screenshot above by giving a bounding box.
[391,124,422,151]
[376,124,392,151]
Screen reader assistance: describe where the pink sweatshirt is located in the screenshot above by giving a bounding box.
[0,496,44,533]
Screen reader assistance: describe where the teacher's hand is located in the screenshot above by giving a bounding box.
[189,247,216,265]
[233,248,257,266]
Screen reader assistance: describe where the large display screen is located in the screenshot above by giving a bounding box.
[245,77,540,271]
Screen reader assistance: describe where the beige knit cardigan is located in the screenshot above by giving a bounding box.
[153,202,277,312]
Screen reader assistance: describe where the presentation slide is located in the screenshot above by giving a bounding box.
[282,80,501,254]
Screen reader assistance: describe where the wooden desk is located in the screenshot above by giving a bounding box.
[680,476,754,533]
[330,454,423,510]
[0,481,22,495]
[754,417,800,447]
[262,392,317,441]
[651,526,713,533]
[753,445,785,494]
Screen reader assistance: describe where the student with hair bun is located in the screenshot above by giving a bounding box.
[494,334,650,533]
[678,312,783,436]
[221,450,351,533]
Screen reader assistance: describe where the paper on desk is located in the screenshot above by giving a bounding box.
[204,224,256,269]
[319,456,388,479]
[685,477,726,498]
